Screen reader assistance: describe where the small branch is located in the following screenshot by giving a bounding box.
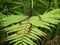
[29,0,33,17]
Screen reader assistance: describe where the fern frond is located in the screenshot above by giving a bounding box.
[1,9,60,45]
[2,14,27,27]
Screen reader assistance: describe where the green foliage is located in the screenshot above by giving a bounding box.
[0,9,60,45]
[0,0,60,45]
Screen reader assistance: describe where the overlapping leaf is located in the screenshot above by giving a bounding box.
[1,9,60,45]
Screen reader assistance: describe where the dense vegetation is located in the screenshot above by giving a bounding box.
[0,0,60,45]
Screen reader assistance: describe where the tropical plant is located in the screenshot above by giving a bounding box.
[0,0,60,45]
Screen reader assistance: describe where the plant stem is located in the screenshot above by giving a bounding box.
[30,0,33,17]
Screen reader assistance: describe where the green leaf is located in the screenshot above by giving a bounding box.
[29,16,51,30]
[2,14,27,26]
